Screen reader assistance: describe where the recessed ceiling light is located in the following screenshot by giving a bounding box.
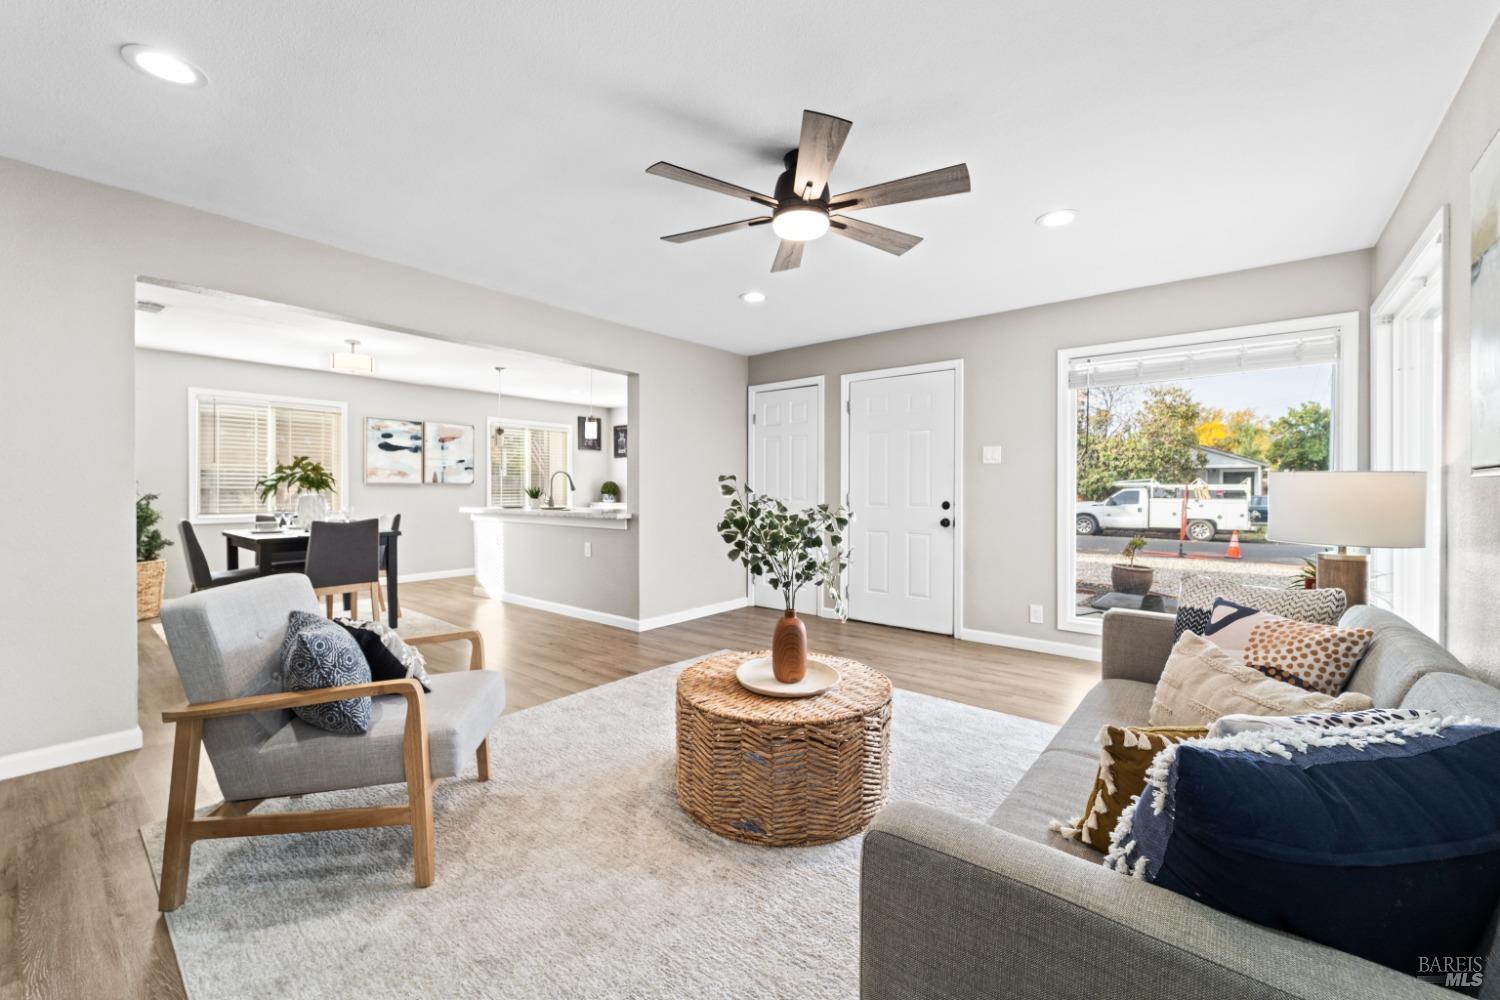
[1035,208,1078,228]
[739,290,766,304]
[120,44,206,87]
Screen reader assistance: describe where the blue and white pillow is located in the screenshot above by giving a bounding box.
[280,610,373,734]
[1172,576,1346,641]
[1106,716,1500,981]
[1208,707,1435,738]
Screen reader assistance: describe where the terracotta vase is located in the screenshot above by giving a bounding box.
[772,610,808,683]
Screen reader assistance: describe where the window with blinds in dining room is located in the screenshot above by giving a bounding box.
[487,419,570,507]
[191,390,345,519]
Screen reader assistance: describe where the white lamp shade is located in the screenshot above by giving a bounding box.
[1268,471,1427,548]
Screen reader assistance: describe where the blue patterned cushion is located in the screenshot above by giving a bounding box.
[280,610,373,734]
[1172,576,1346,641]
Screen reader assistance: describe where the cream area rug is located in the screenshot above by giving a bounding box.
[142,654,1057,1000]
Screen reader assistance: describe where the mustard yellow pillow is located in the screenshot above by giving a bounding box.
[1051,724,1208,852]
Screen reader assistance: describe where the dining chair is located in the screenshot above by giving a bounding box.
[156,573,503,910]
[305,518,382,618]
[378,513,401,620]
[178,521,262,592]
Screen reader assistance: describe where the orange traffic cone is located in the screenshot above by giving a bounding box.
[1226,530,1242,559]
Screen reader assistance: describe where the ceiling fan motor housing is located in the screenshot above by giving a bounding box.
[774,148,830,215]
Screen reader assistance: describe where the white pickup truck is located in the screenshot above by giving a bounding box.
[1075,480,1252,541]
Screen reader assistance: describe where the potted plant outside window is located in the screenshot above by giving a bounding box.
[717,474,852,683]
[1111,535,1153,595]
[137,492,173,620]
[256,456,336,526]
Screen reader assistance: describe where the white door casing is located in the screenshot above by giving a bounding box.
[843,366,958,634]
[748,380,823,614]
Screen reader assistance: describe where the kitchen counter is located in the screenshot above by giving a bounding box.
[462,505,635,614]
[460,505,630,529]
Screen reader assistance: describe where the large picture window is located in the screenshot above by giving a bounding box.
[190,389,346,520]
[1056,314,1359,634]
[487,419,571,507]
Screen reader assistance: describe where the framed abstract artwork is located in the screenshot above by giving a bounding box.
[1473,126,1500,474]
[423,422,476,484]
[365,417,423,484]
[613,424,628,458]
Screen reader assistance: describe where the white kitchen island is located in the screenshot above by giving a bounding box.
[461,506,638,625]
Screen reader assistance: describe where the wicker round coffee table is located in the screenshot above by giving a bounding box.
[674,650,893,847]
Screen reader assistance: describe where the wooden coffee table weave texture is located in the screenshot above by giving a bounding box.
[674,651,893,847]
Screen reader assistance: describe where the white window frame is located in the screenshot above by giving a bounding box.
[1055,312,1360,635]
[485,417,574,507]
[187,387,349,524]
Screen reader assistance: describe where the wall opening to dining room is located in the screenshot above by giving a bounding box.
[134,279,639,617]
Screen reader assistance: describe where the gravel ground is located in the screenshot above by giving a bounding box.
[1076,551,1300,596]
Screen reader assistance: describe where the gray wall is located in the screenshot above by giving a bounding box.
[0,156,745,764]
[1372,15,1500,678]
[135,348,626,600]
[749,250,1372,651]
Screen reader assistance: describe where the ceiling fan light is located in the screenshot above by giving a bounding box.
[771,206,830,242]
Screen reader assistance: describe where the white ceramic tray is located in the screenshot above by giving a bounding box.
[735,656,842,698]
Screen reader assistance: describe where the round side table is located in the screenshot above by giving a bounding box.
[674,650,893,847]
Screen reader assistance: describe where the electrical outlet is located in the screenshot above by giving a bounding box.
[982,445,1003,464]
[1028,603,1044,624]
[583,541,592,558]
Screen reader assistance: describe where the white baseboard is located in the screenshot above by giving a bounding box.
[958,627,1101,662]
[499,592,750,633]
[0,726,144,782]
[500,592,640,631]
[396,567,473,583]
[636,596,750,632]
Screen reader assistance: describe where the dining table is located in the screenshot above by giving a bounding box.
[221,522,402,628]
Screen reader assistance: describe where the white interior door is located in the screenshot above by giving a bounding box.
[846,368,957,633]
[750,383,822,614]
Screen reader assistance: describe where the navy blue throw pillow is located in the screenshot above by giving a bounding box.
[280,610,373,734]
[1107,719,1500,985]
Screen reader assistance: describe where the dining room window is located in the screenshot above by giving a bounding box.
[487,419,570,507]
[190,389,346,519]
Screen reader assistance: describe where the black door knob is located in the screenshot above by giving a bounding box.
[940,517,952,528]
[941,500,951,510]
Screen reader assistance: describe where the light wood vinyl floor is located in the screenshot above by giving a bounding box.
[0,577,1098,999]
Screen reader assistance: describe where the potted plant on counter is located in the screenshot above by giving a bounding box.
[524,486,543,510]
[256,456,336,526]
[1110,535,1153,596]
[600,480,621,504]
[717,474,851,683]
[136,492,173,620]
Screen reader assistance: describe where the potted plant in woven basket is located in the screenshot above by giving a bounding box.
[136,492,173,620]
[256,456,336,526]
[717,474,852,683]
[1110,535,1153,595]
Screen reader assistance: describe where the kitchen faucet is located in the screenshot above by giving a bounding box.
[548,470,576,508]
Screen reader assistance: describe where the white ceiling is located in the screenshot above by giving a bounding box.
[135,282,629,407]
[5,2,1497,355]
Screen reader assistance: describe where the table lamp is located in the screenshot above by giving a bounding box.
[1268,471,1427,608]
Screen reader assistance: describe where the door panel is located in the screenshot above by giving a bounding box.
[847,369,956,633]
[750,384,821,614]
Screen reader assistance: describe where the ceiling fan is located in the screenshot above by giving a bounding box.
[646,109,971,273]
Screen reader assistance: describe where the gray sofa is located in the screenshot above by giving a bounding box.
[861,606,1500,1000]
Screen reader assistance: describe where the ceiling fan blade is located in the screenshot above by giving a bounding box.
[661,217,771,243]
[830,216,923,255]
[831,164,970,211]
[771,240,804,272]
[793,110,853,199]
[646,162,776,207]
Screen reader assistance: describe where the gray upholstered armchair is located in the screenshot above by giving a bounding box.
[156,574,505,911]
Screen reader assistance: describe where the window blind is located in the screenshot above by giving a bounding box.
[195,394,343,517]
[1067,329,1342,390]
[488,424,569,507]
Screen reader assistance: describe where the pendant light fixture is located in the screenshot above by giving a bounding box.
[331,339,373,375]
[493,367,506,441]
[582,370,601,444]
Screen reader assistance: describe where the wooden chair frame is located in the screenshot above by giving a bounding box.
[158,629,490,912]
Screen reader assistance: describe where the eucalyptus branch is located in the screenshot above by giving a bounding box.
[716,474,853,619]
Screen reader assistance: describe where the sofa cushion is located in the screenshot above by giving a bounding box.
[1053,725,1207,852]
[217,668,505,800]
[988,750,1104,864]
[1341,605,1468,707]
[280,610,373,735]
[1041,680,1154,760]
[1174,576,1345,641]
[1403,671,1500,724]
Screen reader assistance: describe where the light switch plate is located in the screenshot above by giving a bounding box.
[584,541,592,558]
[982,446,1003,464]
[1029,604,1044,624]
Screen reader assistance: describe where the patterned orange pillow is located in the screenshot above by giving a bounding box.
[1241,618,1375,695]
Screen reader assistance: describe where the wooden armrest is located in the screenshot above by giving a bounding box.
[404,628,486,671]
[162,678,424,723]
